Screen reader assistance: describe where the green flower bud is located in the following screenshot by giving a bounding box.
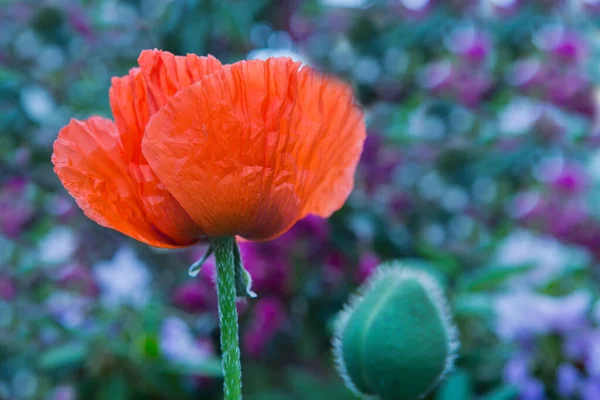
[333,263,459,400]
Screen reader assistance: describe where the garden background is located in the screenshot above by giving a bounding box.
[2,0,600,399]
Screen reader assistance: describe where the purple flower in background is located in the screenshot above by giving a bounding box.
[173,280,216,314]
[582,380,600,400]
[356,252,380,283]
[534,106,568,140]
[551,163,589,195]
[521,378,546,400]
[535,26,587,64]
[506,58,544,90]
[239,242,290,296]
[563,329,593,360]
[452,69,493,108]
[488,0,521,17]
[270,214,330,256]
[67,7,94,40]
[0,276,16,301]
[45,195,76,221]
[584,330,600,376]
[160,317,214,367]
[495,230,589,286]
[551,33,587,63]
[417,60,454,93]
[544,68,594,117]
[56,263,99,297]
[48,386,76,400]
[447,27,491,64]
[293,215,330,243]
[358,134,400,193]
[503,356,548,400]
[45,291,92,329]
[557,363,581,397]
[494,290,591,340]
[0,178,34,238]
[243,297,287,358]
[504,355,531,386]
[583,0,600,14]
[323,251,347,288]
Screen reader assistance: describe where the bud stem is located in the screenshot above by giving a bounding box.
[212,236,243,399]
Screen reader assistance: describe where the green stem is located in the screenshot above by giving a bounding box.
[211,236,243,400]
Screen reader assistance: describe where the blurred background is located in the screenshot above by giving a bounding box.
[2,0,600,399]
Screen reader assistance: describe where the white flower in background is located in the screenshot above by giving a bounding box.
[38,227,78,265]
[497,98,541,135]
[45,291,91,329]
[495,290,591,341]
[401,0,430,11]
[320,0,368,8]
[20,85,56,124]
[587,149,600,181]
[160,317,213,366]
[93,247,150,309]
[495,229,589,286]
[247,48,310,66]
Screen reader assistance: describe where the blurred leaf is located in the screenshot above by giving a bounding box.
[458,264,533,292]
[286,369,358,400]
[38,342,87,370]
[413,244,461,277]
[246,392,294,400]
[138,334,160,358]
[435,369,473,400]
[481,385,519,400]
[165,358,223,377]
[98,374,129,400]
[453,294,494,319]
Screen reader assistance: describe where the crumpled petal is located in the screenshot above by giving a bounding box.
[293,66,366,218]
[137,49,224,111]
[52,50,226,247]
[142,57,366,241]
[109,68,150,164]
[52,117,204,248]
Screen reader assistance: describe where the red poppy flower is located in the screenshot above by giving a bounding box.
[52,50,366,247]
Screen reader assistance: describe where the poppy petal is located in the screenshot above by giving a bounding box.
[143,58,365,241]
[293,66,366,218]
[52,117,204,247]
[109,68,150,164]
[137,49,224,111]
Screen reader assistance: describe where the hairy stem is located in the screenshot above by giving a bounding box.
[212,236,242,399]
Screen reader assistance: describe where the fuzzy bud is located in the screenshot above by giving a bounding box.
[333,263,458,400]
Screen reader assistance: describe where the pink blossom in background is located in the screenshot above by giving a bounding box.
[268,214,331,257]
[0,177,34,238]
[418,60,454,94]
[545,30,587,64]
[356,252,380,283]
[239,242,291,296]
[0,276,16,301]
[448,27,491,65]
[173,280,216,314]
[507,58,544,91]
[56,263,99,297]
[322,251,347,288]
[243,298,287,358]
[550,164,589,195]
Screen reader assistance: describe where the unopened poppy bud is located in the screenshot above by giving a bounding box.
[333,263,458,400]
